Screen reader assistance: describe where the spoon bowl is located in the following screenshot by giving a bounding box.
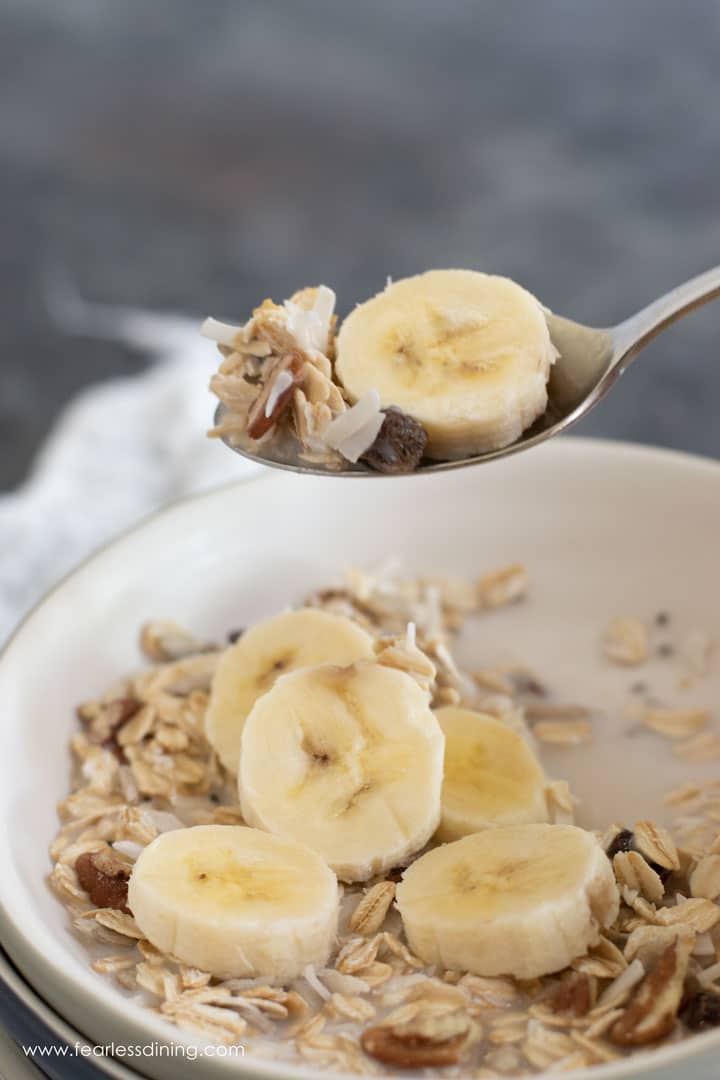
[218,266,720,476]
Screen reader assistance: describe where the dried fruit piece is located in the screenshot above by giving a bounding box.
[75,848,131,913]
[360,407,428,474]
[610,937,692,1046]
[681,990,720,1031]
[360,1012,470,1067]
[605,826,674,884]
[605,829,634,860]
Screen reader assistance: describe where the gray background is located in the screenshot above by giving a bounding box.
[1,0,719,490]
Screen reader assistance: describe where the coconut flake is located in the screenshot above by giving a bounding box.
[200,316,245,347]
[597,958,645,1008]
[147,809,184,833]
[310,286,336,350]
[406,621,417,649]
[112,840,144,861]
[264,370,296,418]
[324,390,384,463]
[284,285,336,354]
[301,964,331,1001]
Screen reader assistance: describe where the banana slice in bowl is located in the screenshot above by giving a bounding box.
[128,825,339,980]
[238,661,445,882]
[336,269,557,460]
[205,608,375,774]
[396,823,620,979]
[435,705,549,841]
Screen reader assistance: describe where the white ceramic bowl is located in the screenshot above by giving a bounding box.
[1,437,719,1080]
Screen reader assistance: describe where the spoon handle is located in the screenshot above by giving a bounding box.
[612,265,720,363]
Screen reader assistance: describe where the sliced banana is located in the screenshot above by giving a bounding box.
[239,662,445,882]
[396,824,619,979]
[436,706,549,842]
[205,608,375,773]
[128,825,338,980]
[336,269,556,460]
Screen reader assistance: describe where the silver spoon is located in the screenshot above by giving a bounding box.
[217,265,720,476]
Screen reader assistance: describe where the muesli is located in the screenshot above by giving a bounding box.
[49,565,720,1075]
[203,270,558,472]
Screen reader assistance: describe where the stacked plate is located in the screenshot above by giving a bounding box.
[0,949,138,1080]
[1,440,719,1080]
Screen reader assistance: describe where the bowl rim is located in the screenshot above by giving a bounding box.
[1,435,720,1080]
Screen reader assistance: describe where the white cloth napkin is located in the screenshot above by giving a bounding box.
[0,295,259,643]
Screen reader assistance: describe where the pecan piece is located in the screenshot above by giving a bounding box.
[361,1012,470,1068]
[75,848,131,913]
[610,938,691,1046]
[547,971,595,1018]
[246,352,303,439]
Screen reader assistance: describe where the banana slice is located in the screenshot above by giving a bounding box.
[128,825,338,980]
[205,609,375,773]
[335,269,556,460]
[436,706,549,841]
[239,662,445,882]
[396,824,619,979]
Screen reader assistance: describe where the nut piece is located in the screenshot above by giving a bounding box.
[546,971,595,1017]
[603,617,649,666]
[75,848,131,913]
[350,881,396,936]
[361,1012,471,1068]
[610,938,692,1046]
[361,408,428,474]
[247,352,303,440]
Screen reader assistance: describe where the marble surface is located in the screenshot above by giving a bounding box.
[1,0,719,635]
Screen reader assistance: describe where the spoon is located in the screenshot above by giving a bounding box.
[217,265,720,476]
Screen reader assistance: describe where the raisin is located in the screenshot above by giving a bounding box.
[227,628,245,644]
[75,849,131,913]
[681,991,720,1031]
[606,829,635,859]
[605,828,672,883]
[361,408,428,474]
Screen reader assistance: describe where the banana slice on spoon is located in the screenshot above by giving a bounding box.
[336,269,557,460]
